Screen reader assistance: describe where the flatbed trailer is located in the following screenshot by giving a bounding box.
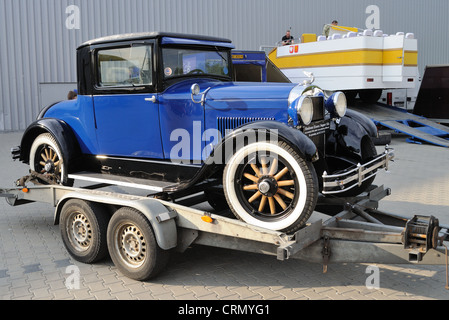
[1,174,449,285]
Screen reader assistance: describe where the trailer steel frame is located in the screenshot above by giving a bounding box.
[1,178,448,286]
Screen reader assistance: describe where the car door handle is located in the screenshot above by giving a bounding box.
[145,96,157,103]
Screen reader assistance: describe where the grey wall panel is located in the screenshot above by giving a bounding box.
[0,0,448,131]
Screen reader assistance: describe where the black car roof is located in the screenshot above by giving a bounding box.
[77,32,233,49]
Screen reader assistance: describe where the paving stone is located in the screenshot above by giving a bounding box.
[22,264,42,274]
[54,259,72,269]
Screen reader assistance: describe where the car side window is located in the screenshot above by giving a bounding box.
[97,45,152,87]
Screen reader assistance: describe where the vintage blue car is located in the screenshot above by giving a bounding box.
[13,32,393,233]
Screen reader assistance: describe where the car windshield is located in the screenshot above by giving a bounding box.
[162,47,231,79]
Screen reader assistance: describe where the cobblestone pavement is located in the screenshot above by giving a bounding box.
[0,131,448,301]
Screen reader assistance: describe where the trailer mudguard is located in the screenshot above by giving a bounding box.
[55,194,178,250]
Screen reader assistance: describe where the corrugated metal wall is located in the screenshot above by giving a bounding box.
[1,0,448,131]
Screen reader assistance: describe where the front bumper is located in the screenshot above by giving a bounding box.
[322,147,394,195]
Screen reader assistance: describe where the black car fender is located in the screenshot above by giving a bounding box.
[18,118,80,169]
[345,109,378,138]
[165,121,317,192]
[207,120,318,165]
[331,109,378,155]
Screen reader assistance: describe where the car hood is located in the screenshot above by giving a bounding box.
[164,78,296,102]
[202,81,297,126]
[163,78,297,117]
[206,81,297,102]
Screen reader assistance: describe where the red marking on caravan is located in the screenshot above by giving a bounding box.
[289,45,299,54]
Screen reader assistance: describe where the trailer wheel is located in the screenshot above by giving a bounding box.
[107,207,170,281]
[223,141,318,233]
[60,199,109,263]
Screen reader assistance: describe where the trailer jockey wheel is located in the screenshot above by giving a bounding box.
[107,207,170,281]
[59,199,109,263]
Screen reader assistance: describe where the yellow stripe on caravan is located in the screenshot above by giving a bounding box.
[404,50,418,67]
[382,49,403,65]
[270,49,384,69]
[268,48,419,68]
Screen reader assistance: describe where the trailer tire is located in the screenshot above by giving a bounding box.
[107,207,170,281]
[60,199,110,263]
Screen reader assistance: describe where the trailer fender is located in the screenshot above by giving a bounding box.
[55,194,178,250]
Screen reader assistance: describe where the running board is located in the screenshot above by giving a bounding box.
[68,171,179,192]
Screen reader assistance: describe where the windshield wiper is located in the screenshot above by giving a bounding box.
[214,46,228,63]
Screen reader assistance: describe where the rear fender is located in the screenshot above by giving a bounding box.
[19,118,80,169]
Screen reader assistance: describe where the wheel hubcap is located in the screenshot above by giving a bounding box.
[38,145,61,173]
[239,155,297,216]
[117,224,147,267]
[68,213,92,251]
[257,176,278,197]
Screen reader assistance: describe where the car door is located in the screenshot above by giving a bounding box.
[92,43,164,159]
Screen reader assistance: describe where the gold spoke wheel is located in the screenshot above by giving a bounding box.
[242,156,297,215]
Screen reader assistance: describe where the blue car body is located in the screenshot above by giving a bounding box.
[14,32,390,198]
[43,78,296,161]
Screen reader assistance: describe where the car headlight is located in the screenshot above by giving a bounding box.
[325,91,347,118]
[289,96,314,126]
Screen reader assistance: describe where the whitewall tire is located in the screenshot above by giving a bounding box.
[223,141,318,233]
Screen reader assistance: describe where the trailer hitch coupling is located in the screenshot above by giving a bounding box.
[403,215,440,261]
